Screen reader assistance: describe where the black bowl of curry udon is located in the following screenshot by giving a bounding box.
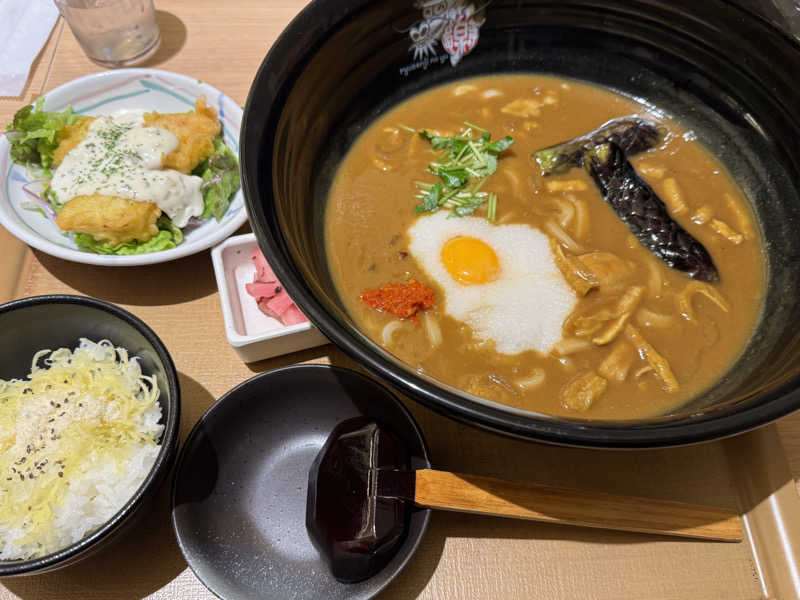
[241,0,800,448]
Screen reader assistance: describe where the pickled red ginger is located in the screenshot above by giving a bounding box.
[245,249,308,326]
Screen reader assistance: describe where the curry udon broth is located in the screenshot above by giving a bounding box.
[325,74,763,420]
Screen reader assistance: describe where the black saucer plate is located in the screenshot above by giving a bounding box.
[171,365,431,600]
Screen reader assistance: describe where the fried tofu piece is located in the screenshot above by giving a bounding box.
[598,341,636,382]
[52,117,95,167]
[577,252,636,293]
[463,374,515,402]
[55,195,161,246]
[143,97,221,173]
[560,370,608,412]
[500,98,543,118]
[550,238,598,296]
[623,324,679,393]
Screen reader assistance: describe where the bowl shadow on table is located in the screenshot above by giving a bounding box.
[1,373,215,600]
[32,249,218,305]
[140,10,187,67]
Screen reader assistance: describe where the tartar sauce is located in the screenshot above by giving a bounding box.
[50,111,204,228]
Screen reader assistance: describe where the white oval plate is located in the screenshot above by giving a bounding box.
[0,69,247,266]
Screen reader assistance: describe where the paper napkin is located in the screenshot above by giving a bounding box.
[0,0,60,97]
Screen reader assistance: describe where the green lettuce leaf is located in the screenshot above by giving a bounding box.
[73,216,183,255]
[194,137,240,221]
[6,97,82,175]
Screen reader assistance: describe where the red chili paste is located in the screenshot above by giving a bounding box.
[360,280,435,320]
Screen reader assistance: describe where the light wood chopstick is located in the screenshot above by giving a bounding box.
[413,469,742,542]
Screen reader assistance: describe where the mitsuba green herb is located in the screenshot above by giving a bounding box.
[406,123,514,221]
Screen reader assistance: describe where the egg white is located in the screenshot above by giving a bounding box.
[407,211,576,355]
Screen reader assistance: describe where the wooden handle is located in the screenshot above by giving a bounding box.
[413,469,742,542]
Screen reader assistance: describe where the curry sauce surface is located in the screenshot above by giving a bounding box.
[325,74,763,420]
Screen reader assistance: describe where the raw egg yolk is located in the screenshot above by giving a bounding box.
[441,236,500,285]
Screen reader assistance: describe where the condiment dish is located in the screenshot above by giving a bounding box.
[211,233,328,362]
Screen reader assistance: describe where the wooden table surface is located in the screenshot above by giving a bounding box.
[1,2,800,599]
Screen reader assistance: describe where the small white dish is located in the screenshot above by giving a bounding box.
[211,233,329,362]
[0,68,247,266]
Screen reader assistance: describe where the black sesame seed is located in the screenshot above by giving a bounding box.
[58,472,63,478]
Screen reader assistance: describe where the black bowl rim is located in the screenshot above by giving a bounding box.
[170,363,432,600]
[241,0,800,448]
[0,294,181,577]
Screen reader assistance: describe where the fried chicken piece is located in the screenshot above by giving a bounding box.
[55,195,161,246]
[143,97,221,173]
[52,117,95,167]
[51,97,220,173]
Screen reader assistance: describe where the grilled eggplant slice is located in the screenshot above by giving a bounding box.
[584,142,719,282]
[534,117,665,176]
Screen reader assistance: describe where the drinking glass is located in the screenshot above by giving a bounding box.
[53,0,161,67]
